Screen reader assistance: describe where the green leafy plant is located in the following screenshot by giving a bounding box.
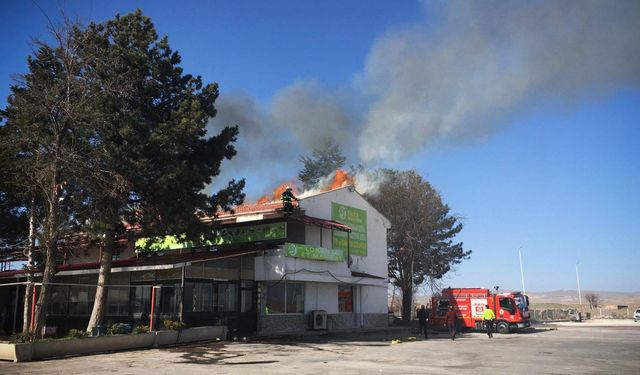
[133,325,150,334]
[66,329,88,339]
[107,323,124,335]
[163,319,186,331]
[10,332,32,343]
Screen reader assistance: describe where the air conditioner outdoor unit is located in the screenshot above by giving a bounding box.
[311,310,327,330]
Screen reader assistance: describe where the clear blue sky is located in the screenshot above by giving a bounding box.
[2,1,638,293]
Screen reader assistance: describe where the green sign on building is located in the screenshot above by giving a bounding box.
[331,202,367,256]
[284,242,345,262]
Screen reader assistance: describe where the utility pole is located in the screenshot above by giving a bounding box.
[518,247,526,296]
[575,263,582,307]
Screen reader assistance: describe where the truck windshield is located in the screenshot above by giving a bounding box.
[514,295,527,310]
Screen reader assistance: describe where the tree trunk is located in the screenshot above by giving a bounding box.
[32,168,61,339]
[86,231,115,333]
[22,202,36,333]
[31,237,57,338]
[401,286,413,323]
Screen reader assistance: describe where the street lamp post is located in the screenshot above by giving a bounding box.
[575,263,582,307]
[518,247,526,296]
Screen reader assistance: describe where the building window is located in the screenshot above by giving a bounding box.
[265,281,304,314]
[47,285,68,315]
[266,282,285,313]
[338,285,353,313]
[131,270,156,282]
[286,282,304,313]
[184,282,214,312]
[156,268,182,280]
[216,282,239,312]
[68,286,95,316]
[131,285,151,320]
[158,284,181,318]
[240,280,254,313]
[106,287,130,316]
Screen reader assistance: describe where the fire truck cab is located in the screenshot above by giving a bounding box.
[430,287,531,334]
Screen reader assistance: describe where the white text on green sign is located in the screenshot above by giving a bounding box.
[285,242,345,262]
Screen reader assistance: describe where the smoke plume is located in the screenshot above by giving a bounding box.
[359,0,640,161]
[208,0,640,197]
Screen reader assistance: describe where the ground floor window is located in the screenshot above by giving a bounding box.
[48,285,68,315]
[131,285,151,319]
[158,284,181,318]
[241,280,254,313]
[266,281,304,314]
[106,287,130,316]
[68,285,95,316]
[338,285,353,312]
[183,281,240,313]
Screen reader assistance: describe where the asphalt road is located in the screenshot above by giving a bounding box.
[2,322,639,374]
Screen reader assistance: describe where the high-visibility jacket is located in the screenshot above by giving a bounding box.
[483,308,496,320]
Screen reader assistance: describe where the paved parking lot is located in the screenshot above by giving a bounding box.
[2,321,639,374]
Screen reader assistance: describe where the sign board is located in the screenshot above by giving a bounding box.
[331,202,367,256]
[285,242,345,262]
[471,298,488,318]
[135,222,287,251]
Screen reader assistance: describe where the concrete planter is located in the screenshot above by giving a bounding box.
[31,333,155,360]
[177,325,226,344]
[0,325,227,362]
[154,330,179,347]
[0,342,31,362]
[155,325,227,346]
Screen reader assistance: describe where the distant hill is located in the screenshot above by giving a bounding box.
[526,290,640,306]
[411,290,640,307]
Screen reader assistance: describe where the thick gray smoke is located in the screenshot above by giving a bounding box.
[359,0,640,161]
[209,0,640,196]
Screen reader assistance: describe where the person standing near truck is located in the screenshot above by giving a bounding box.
[417,305,429,339]
[483,304,496,338]
[445,306,458,341]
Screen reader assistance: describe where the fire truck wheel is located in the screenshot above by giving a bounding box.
[496,321,510,334]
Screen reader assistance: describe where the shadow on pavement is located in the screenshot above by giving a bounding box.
[166,325,556,365]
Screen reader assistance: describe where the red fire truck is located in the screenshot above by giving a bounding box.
[429,287,531,334]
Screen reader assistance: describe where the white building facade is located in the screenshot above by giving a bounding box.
[255,187,390,334]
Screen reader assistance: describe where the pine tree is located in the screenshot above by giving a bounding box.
[298,139,346,190]
[79,10,245,331]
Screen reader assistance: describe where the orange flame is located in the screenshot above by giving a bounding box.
[329,169,354,190]
[253,169,355,204]
[272,183,291,201]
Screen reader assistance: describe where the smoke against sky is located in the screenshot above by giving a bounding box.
[208,0,640,197]
[360,0,640,162]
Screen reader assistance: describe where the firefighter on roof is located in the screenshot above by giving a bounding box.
[281,186,299,216]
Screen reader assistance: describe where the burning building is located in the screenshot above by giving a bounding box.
[0,185,390,336]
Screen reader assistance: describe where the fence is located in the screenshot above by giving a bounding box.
[530,307,634,321]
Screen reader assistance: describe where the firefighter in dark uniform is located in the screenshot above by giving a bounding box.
[417,305,429,339]
[281,186,298,216]
[445,305,458,340]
